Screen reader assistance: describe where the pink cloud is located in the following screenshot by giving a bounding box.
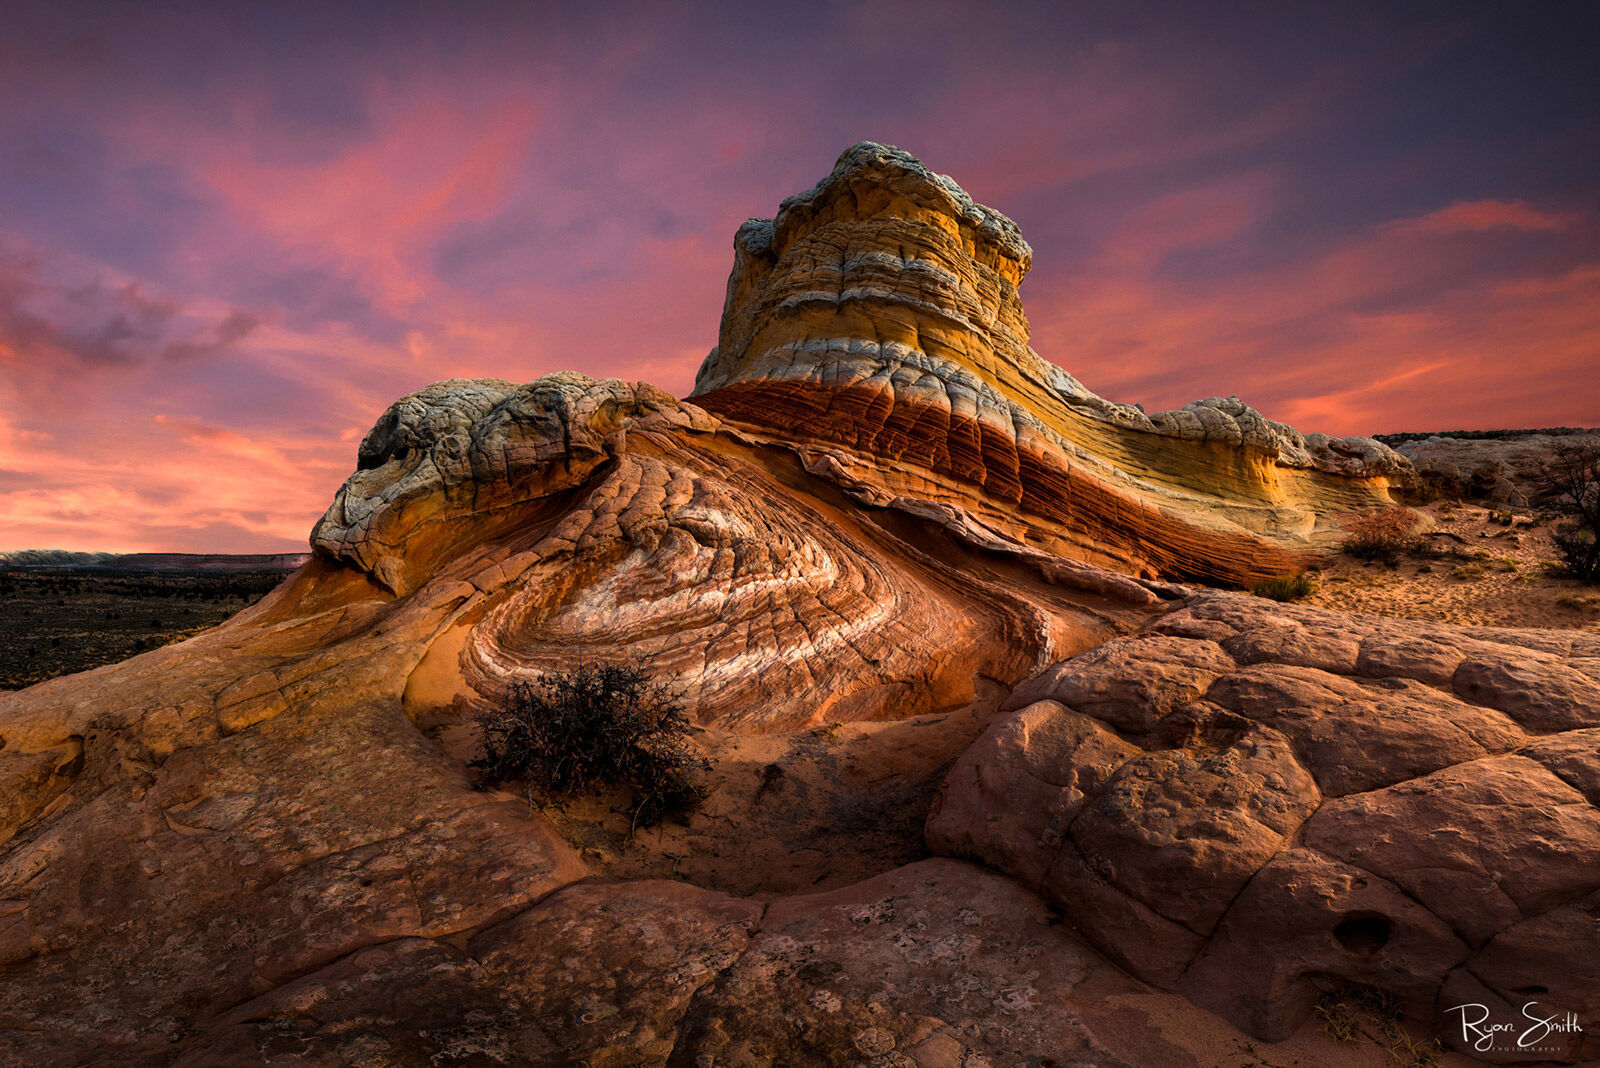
[0,403,348,554]
[1096,173,1275,269]
[204,96,542,308]
[1386,198,1583,236]
[1028,199,1599,435]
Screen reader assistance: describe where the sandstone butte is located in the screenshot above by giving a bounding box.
[1,143,1595,1067]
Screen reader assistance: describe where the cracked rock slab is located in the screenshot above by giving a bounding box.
[668,858,1228,1067]
[929,589,1600,1048]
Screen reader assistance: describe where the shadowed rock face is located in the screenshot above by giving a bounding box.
[0,144,1585,1066]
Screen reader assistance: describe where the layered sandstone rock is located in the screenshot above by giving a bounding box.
[310,372,1163,733]
[693,142,1412,585]
[0,363,1175,1060]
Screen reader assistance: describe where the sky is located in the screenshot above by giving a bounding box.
[0,0,1596,553]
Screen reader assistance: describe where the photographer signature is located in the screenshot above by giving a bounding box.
[1445,1001,1583,1053]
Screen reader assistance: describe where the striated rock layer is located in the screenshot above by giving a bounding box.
[694,142,1411,585]
[0,143,1585,1066]
[309,373,1158,731]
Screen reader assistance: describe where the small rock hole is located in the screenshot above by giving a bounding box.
[1334,914,1392,954]
[1516,985,1549,995]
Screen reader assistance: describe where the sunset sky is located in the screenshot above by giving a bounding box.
[1,0,1596,553]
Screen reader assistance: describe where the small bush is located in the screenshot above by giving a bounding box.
[1544,442,1600,583]
[1253,572,1315,602]
[472,664,707,829]
[1340,507,1424,564]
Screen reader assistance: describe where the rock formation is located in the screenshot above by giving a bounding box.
[693,143,1412,585]
[1391,430,1600,506]
[307,373,1154,732]
[0,143,1591,1065]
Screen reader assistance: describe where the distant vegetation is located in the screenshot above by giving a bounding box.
[0,568,287,690]
[1374,427,1599,445]
[472,664,707,830]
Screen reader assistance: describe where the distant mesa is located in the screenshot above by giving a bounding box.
[2,144,1593,1066]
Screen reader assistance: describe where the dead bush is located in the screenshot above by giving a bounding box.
[1340,507,1424,564]
[1544,442,1600,583]
[472,663,707,829]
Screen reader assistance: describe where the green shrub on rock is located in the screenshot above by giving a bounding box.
[1252,572,1315,602]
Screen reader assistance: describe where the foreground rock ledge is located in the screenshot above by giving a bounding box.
[929,591,1600,1062]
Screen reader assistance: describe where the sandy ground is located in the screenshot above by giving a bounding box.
[1304,500,1600,631]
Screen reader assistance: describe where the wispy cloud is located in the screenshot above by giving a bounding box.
[0,239,258,380]
[1384,198,1584,236]
[1028,199,1599,434]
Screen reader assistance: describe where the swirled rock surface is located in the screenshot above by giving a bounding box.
[311,373,1159,733]
[0,143,1584,1067]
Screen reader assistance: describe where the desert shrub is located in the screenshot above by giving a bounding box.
[1544,442,1600,583]
[472,663,707,829]
[1253,572,1315,602]
[1315,986,1443,1067]
[1340,507,1424,563]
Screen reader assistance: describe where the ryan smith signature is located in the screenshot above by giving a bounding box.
[1445,1001,1584,1053]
